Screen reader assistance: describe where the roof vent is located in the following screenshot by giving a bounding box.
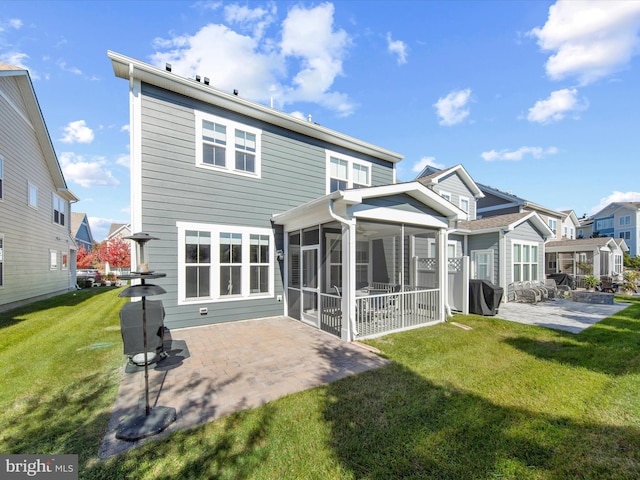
[204,77,210,85]
[165,63,171,72]
[195,75,201,82]
[233,89,238,96]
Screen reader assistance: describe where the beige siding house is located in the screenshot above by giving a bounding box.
[0,62,78,312]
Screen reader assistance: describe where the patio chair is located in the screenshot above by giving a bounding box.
[543,279,559,299]
[513,281,539,304]
[529,280,551,300]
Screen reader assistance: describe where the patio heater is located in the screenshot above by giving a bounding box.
[116,233,177,441]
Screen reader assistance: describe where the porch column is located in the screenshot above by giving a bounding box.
[438,228,448,322]
[341,221,357,341]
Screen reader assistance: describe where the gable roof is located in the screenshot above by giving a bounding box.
[456,211,554,238]
[0,63,78,202]
[415,164,484,199]
[476,183,560,219]
[107,223,131,239]
[109,51,403,165]
[70,212,95,244]
[592,202,640,219]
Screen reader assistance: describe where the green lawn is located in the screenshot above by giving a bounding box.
[2,290,640,479]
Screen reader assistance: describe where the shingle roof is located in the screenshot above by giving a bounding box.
[0,62,25,71]
[457,212,531,231]
[546,237,613,248]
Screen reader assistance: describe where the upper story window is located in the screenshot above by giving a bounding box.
[595,217,614,230]
[620,215,631,226]
[620,231,631,240]
[326,151,371,193]
[195,111,261,178]
[439,191,451,202]
[459,197,470,213]
[28,181,38,208]
[53,194,66,226]
[548,218,557,235]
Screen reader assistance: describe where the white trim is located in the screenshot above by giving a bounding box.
[49,249,58,270]
[471,249,494,283]
[194,110,262,179]
[459,196,470,213]
[176,222,274,305]
[130,77,142,234]
[28,181,38,209]
[439,190,452,202]
[0,88,33,129]
[510,239,541,282]
[326,150,371,193]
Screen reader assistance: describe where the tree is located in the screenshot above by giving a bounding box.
[76,245,96,269]
[96,236,131,271]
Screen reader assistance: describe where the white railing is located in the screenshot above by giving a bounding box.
[355,287,440,339]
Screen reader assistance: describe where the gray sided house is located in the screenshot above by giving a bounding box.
[590,202,640,258]
[0,62,79,312]
[416,165,553,302]
[109,52,467,340]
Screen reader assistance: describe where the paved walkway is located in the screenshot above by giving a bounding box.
[100,316,388,458]
[495,297,631,333]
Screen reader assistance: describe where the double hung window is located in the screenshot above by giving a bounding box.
[53,194,65,226]
[179,223,273,303]
[513,241,539,282]
[28,182,38,208]
[196,111,261,177]
[327,151,371,193]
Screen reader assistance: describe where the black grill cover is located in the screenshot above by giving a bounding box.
[119,300,165,355]
[469,280,504,316]
[547,273,575,289]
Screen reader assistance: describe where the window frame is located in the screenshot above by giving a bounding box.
[177,222,274,304]
[0,155,3,201]
[439,190,452,202]
[195,110,262,178]
[459,196,470,213]
[326,150,372,193]
[53,194,66,226]
[49,249,58,270]
[28,181,38,209]
[512,240,540,282]
[620,215,631,226]
[471,249,494,283]
[548,218,557,235]
[619,231,631,240]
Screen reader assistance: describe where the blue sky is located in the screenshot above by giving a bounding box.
[2,1,640,241]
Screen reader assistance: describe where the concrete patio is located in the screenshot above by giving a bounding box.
[100,316,389,458]
[494,297,631,333]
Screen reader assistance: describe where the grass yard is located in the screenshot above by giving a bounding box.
[2,289,640,479]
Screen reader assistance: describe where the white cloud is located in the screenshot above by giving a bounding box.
[88,217,126,243]
[56,60,82,76]
[412,156,444,174]
[60,120,94,144]
[386,32,408,65]
[151,3,354,116]
[589,191,640,215]
[224,3,276,39]
[527,88,588,124]
[120,124,130,132]
[481,146,558,161]
[115,154,130,168]
[530,1,640,85]
[9,18,23,30]
[59,152,120,188]
[433,88,472,126]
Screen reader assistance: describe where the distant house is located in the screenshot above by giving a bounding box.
[105,223,132,275]
[109,51,467,340]
[577,215,594,239]
[0,62,79,311]
[71,212,95,251]
[590,202,640,258]
[416,165,553,302]
[478,178,628,282]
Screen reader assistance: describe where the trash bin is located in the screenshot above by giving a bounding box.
[119,299,165,363]
[469,280,504,316]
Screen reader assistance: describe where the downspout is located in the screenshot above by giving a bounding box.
[439,228,453,319]
[329,199,357,340]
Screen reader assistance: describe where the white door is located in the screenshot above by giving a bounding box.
[472,250,493,283]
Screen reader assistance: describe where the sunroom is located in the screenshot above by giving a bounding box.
[272,183,467,341]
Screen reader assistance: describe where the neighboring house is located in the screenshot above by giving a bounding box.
[577,215,593,239]
[590,202,640,257]
[416,165,553,302]
[545,237,628,284]
[71,212,95,251]
[558,210,579,240]
[0,62,79,311]
[476,183,565,239]
[105,223,132,275]
[109,51,467,340]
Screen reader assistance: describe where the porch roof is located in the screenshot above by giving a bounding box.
[272,182,467,230]
[546,237,629,253]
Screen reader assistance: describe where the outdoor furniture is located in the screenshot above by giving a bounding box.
[598,277,618,293]
[512,281,539,304]
[543,279,560,298]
